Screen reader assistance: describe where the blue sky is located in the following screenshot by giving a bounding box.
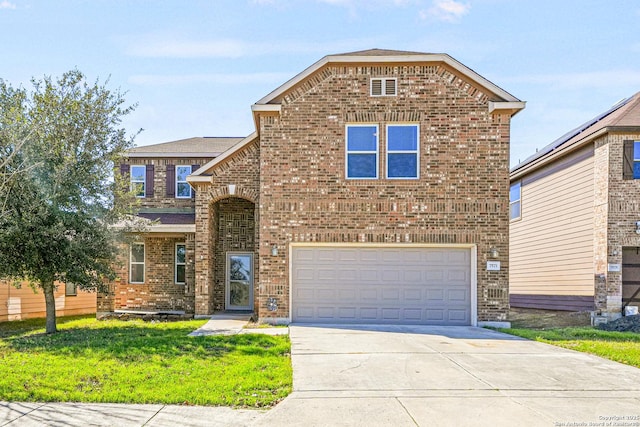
[1,0,639,166]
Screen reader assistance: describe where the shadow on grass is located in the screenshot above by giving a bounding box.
[1,316,288,361]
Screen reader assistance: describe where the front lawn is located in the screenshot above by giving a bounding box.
[0,315,292,407]
[499,327,640,368]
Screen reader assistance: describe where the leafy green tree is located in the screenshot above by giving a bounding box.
[0,70,137,333]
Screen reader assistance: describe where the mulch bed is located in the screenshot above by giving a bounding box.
[598,315,640,333]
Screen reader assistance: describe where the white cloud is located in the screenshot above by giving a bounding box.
[128,72,291,86]
[0,1,16,9]
[420,0,470,23]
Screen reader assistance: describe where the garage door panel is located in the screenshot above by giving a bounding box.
[292,246,472,325]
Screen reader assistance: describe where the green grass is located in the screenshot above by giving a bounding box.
[499,327,640,368]
[0,315,292,407]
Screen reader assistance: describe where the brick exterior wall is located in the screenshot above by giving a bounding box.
[193,140,261,315]
[249,63,512,322]
[98,236,193,313]
[596,132,640,319]
[98,156,210,315]
[123,157,211,209]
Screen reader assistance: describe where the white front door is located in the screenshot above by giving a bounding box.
[226,252,254,311]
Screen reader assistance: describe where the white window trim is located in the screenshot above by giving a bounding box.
[510,181,522,221]
[345,124,379,180]
[370,77,397,97]
[175,242,186,285]
[130,165,146,198]
[129,243,145,284]
[176,165,192,199]
[386,123,420,180]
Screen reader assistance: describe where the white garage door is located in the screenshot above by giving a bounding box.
[291,246,473,325]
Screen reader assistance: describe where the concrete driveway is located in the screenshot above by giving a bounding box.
[257,325,640,427]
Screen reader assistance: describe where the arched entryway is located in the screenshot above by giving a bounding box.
[210,197,257,312]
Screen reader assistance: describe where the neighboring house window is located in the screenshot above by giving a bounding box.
[175,243,186,285]
[65,282,77,296]
[130,165,146,197]
[387,124,419,179]
[370,78,397,96]
[635,142,640,178]
[623,141,640,180]
[510,181,521,220]
[129,243,145,284]
[176,166,192,198]
[346,125,379,179]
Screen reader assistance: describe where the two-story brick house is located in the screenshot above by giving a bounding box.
[510,92,640,321]
[99,49,525,326]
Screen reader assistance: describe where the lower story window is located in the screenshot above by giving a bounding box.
[175,243,186,284]
[130,243,145,284]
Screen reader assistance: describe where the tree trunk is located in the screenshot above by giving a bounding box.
[43,279,57,334]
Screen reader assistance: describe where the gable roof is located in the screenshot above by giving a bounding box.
[191,49,525,181]
[127,137,243,158]
[254,49,524,108]
[511,91,640,179]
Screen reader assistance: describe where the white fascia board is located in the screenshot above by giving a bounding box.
[186,175,211,183]
[127,152,223,158]
[187,132,258,179]
[251,104,281,113]
[144,224,196,233]
[255,53,522,106]
[488,101,526,116]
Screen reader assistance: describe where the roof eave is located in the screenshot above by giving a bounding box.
[126,152,224,158]
[488,101,526,117]
[187,131,259,180]
[510,127,607,180]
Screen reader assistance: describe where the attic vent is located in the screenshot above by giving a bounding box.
[371,78,397,96]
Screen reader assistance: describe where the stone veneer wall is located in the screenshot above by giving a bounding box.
[254,63,512,322]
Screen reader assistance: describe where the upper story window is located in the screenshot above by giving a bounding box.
[129,243,145,284]
[175,243,186,284]
[176,166,192,198]
[386,124,419,179]
[623,141,640,180]
[371,78,396,96]
[130,165,146,198]
[346,125,378,179]
[510,181,521,220]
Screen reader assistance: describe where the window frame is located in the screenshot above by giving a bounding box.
[386,124,420,179]
[175,243,186,285]
[130,165,146,198]
[370,77,397,97]
[510,181,522,221]
[175,165,192,199]
[634,141,640,179]
[65,282,77,296]
[345,124,379,180]
[129,242,145,284]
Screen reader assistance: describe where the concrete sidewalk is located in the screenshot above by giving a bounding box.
[0,402,264,427]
